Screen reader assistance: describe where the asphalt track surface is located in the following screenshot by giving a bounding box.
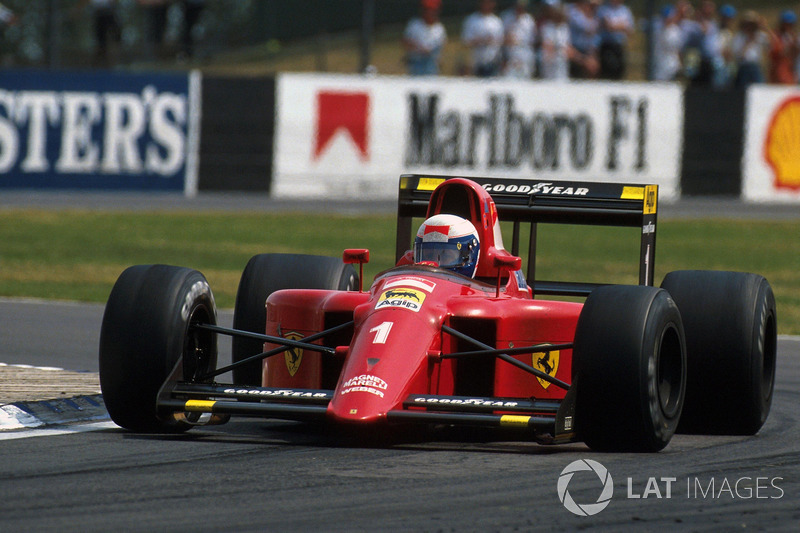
[1,192,799,531]
[0,303,798,531]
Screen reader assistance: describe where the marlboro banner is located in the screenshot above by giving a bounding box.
[273,73,683,200]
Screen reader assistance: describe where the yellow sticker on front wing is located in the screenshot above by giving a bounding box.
[500,415,531,428]
[184,400,216,412]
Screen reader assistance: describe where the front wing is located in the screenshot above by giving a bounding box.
[157,381,578,445]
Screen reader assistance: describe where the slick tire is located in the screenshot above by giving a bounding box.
[573,285,686,452]
[99,265,218,432]
[661,271,777,435]
[232,254,358,385]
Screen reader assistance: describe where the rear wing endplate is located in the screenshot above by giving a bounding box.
[396,174,658,296]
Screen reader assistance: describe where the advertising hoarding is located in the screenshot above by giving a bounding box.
[0,70,201,195]
[274,73,683,200]
[743,86,800,202]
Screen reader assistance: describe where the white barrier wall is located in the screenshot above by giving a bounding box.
[274,73,683,200]
[743,86,800,202]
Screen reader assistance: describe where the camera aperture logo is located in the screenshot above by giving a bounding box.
[557,459,614,516]
[557,460,785,517]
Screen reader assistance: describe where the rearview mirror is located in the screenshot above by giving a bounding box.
[343,249,370,292]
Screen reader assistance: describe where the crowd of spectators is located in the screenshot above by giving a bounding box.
[402,0,800,87]
[82,0,206,66]
[654,1,800,88]
[0,0,207,68]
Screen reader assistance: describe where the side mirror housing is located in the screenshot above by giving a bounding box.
[343,249,369,264]
[492,254,522,297]
[493,254,522,272]
[343,249,370,292]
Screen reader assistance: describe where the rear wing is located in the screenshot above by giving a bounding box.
[396,174,658,297]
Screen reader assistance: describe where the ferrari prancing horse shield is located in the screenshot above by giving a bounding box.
[284,331,304,377]
[532,347,560,389]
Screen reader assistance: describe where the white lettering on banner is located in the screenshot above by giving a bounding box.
[0,86,187,177]
[0,90,18,172]
[17,91,60,172]
[56,92,102,173]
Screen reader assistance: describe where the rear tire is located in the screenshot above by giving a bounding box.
[99,265,218,432]
[661,271,777,435]
[573,285,686,452]
[232,254,358,385]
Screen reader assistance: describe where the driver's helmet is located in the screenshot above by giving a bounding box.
[414,214,480,278]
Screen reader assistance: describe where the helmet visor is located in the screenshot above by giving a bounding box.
[414,242,469,268]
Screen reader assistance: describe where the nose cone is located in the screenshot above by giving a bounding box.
[327,373,393,424]
[327,310,437,425]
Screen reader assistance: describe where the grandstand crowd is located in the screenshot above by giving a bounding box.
[403,0,800,87]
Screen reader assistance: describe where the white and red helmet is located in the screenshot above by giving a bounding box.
[413,214,481,278]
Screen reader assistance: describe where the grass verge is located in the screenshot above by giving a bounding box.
[0,209,797,334]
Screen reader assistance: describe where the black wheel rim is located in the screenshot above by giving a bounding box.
[657,324,684,419]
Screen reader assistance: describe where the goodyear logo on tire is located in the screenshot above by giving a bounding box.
[375,288,426,312]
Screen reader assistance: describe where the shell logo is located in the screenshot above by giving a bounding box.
[764,96,800,191]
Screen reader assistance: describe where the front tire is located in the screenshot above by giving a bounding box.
[573,285,686,452]
[232,254,358,385]
[661,271,777,435]
[99,265,218,432]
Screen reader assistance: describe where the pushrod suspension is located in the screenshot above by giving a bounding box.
[193,321,353,380]
[441,325,571,390]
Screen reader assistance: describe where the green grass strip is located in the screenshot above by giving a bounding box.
[1,210,797,334]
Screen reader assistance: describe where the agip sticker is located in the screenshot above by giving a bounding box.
[375,288,426,312]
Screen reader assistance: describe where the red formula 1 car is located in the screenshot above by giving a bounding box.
[99,176,777,452]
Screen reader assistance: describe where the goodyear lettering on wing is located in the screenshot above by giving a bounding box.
[375,288,426,312]
[482,182,589,196]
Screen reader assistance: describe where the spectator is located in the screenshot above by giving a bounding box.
[138,0,169,60]
[676,0,701,79]
[0,2,15,27]
[179,0,205,60]
[568,0,600,79]
[462,0,504,77]
[403,0,447,76]
[79,0,121,67]
[501,0,536,78]
[768,10,799,84]
[0,1,16,66]
[715,4,738,87]
[654,5,685,81]
[596,0,634,80]
[539,4,572,80]
[690,0,722,86]
[732,10,771,88]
